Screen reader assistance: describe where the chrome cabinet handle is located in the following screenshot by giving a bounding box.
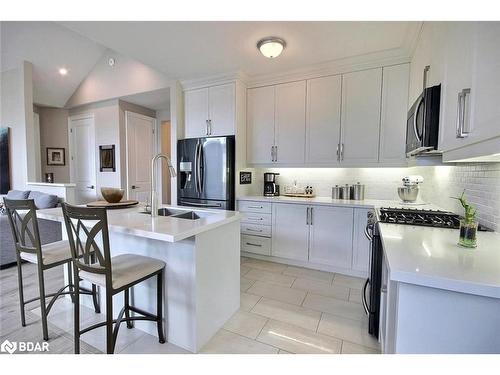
[306,207,310,225]
[341,143,344,161]
[456,88,471,138]
[336,144,340,162]
[275,145,278,162]
[205,120,209,136]
[270,146,274,162]
[247,206,263,209]
[209,119,212,135]
[245,242,262,247]
[247,217,263,221]
[309,207,313,225]
[246,228,263,233]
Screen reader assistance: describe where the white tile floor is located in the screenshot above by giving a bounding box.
[2,257,380,354]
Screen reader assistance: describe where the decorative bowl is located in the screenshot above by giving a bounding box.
[101,187,124,203]
[397,186,419,202]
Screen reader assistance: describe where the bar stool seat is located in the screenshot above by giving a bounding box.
[20,240,71,265]
[80,254,166,290]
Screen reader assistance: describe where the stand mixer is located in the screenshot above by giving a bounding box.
[398,175,424,203]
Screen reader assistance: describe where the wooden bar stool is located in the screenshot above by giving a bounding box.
[61,203,166,354]
[3,198,100,341]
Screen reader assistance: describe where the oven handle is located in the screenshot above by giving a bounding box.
[362,278,371,315]
[413,96,424,143]
[364,222,373,240]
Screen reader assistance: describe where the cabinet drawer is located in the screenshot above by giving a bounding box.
[238,201,272,214]
[240,223,271,237]
[241,235,271,256]
[241,212,272,226]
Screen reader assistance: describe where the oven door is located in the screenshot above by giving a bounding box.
[362,221,382,338]
[406,93,428,156]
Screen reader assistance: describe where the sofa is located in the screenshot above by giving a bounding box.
[0,190,62,269]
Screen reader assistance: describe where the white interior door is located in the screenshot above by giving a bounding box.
[69,115,96,204]
[126,111,155,202]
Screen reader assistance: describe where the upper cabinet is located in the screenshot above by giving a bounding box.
[247,64,409,167]
[305,75,342,165]
[247,82,306,165]
[340,68,382,165]
[379,64,410,165]
[184,83,235,138]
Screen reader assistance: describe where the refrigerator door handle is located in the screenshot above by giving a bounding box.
[199,142,205,193]
[194,142,201,194]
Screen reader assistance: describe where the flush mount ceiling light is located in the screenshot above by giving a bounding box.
[257,37,286,59]
[58,68,68,76]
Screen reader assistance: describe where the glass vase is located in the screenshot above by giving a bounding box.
[458,219,478,248]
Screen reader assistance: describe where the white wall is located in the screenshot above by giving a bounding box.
[0,61,34,190]
[65,49,172,108]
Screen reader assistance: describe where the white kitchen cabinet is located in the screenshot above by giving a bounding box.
[306,75,342,165]
[275,81,306,164]
[272,203,309,261]
[246,85,275,164]
[185,88,209,138]
[208,83,235,136]
[379,64,410,165]
[341,68,382,165]
[309,206,353,269]
[184,83,235,138]
[439,22,475,152]
[352,208,371,273]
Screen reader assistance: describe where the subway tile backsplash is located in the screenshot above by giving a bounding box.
[250,163,500,232]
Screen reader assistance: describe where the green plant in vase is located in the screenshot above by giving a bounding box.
[452,191,478,248]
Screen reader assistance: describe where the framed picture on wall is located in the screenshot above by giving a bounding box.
[46,147,65,166]
[99,145,116,172]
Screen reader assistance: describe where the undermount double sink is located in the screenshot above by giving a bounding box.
[141,208,204,220]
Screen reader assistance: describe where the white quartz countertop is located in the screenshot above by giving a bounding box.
[37,204,241,243]
[379,223,500,298]
[238,195,435,210]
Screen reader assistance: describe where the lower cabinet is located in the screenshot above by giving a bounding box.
[272,203,309,261]
[309,206,354,268]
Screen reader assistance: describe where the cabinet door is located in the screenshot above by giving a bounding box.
[306,75,342,165]
[208,83,235,136]
[275,81,306,164]
[470,22,500,143]
[272,203,309,261]
[309,206,354,269]
[341,68,382,165]
[247,86,275,164]
[185,88,209,138]
[352,208,371,273]
[439,22,475,152]
[379,64,410,165]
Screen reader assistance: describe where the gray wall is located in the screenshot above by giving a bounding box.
[38,107,70,182]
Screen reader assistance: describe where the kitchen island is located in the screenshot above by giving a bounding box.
[37,204,241,353]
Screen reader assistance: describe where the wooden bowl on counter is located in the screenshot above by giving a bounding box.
[100,187,125,203]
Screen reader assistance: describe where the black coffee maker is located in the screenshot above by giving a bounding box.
[263,173,280,197]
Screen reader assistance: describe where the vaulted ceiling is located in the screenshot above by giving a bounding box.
[2,21,422,108]
[1,21,106,107]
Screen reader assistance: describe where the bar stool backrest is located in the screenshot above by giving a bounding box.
[3,198,42,262]
[61,203,112,282]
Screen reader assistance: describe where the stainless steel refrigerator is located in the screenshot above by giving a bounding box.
[177,136,235,210]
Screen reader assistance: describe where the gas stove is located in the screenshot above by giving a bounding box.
[378,207,491,231]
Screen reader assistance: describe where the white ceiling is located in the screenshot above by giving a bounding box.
[121,88,171,110]
[1,21,106,107]
[61,21,421,80]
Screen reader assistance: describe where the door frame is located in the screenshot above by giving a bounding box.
[67,112,96,201]
[124,111,158,200]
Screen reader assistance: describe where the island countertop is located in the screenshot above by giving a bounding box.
[37,204,242,243]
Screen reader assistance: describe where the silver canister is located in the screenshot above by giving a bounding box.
[351,182,365,200]
[340,184,350,200]
[331,185,342,199]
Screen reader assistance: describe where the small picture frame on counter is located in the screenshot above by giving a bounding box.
[239,171,252,185]
[99,145,116,172]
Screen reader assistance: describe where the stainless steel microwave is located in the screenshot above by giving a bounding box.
[406,84,441,156]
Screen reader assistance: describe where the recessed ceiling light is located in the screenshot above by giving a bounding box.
[257,37,286,59]
[58,68,68,76]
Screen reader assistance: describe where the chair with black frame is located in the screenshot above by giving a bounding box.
[3,198,100,341]
[61,203,166,354]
